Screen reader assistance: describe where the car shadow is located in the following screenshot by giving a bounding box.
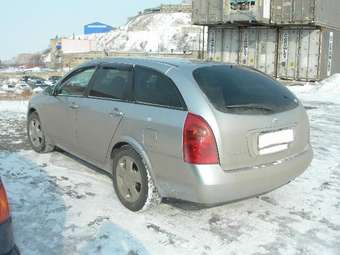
[56,148,112,178]
[162,198,208,211]
[0,149,152,255]
[78,222,150,255]
[57,148,209,212]
[0,151,66,255]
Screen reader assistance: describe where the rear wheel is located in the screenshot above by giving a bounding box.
[112,146,161,211]
[27,112,54,153]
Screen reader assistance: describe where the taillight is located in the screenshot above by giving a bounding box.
[0,181,10,224]
[183,113,219,164]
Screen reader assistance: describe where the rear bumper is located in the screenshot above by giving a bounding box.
[168,145,313,205]
[0,218,17,255]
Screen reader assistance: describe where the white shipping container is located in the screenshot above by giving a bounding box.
[209,0,223,24]
[192,0,221,25]
[277,27,340,81]
[207,27,224,61]
[207,28,216,60]
[208,26,340,81]
[192,0,208,24]
[222,28,240,63]
[193,0,340,30]
[239,27,277,76]
[225,0,272,24]
[193,0,272,25]
[207,27,277,76]
[271,0,340,30]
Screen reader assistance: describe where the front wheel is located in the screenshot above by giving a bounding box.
[112,146,161,211]
[27,112,54,153]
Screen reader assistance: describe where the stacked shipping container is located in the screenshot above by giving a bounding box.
[277,27,340,81]
[208,27,277,76]
[271,0,340,30]
[192,0,271,25]
[208,26,340,80]
[193,0,340,81]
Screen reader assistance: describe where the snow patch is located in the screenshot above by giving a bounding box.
[0,100,28,113]
[289,74,340,103]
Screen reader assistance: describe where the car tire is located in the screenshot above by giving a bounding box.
[112,146,161,211]
[27,112,55,153]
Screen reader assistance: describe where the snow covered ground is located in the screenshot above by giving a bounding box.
[0,76,340,255]
[0,67,53,73]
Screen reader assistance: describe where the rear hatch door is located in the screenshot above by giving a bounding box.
[193,65,309,170]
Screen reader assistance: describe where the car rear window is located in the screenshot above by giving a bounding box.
[193,65,299,114]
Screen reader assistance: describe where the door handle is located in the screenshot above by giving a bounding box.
[69,103,79,109]
[110,108,124,117]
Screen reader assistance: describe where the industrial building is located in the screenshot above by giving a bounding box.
[50,38,98,54]
[193,0,340,81]
[47,38,99,70]
[84,22,114,35]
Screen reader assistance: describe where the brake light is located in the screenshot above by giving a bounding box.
[0,182,10,224]
[183,113,219,164]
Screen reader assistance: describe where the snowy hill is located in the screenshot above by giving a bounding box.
[78,12,202,53]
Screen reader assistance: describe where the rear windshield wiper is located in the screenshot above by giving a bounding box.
[224,104,274,112]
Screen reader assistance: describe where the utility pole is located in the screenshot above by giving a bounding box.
[202,26,206,60]
[198,29,202,59]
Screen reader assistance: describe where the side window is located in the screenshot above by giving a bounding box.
[134,66,184,109]
[89,67,131,100]
[58,68,96,96]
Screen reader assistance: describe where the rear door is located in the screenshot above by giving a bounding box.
[73,64,133,164]
[114,66,188,172]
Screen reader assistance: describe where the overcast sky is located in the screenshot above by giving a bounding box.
[0,0,183,60]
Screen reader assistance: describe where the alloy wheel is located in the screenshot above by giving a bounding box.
[115,156,143,203]
[29,118,44,148]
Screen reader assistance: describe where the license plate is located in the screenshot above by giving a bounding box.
[258,129,294,153]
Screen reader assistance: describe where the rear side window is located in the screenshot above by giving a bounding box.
[193,65,298,114]
[134,66,184,109]
[90,67,131,100]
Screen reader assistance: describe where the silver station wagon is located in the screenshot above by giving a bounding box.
[27,58,313,211]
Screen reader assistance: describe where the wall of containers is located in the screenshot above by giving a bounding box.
[193,0,340,81]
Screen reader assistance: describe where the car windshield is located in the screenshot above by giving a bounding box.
[193,65,299,114]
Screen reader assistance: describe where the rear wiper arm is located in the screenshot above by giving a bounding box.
[225,104,274,112]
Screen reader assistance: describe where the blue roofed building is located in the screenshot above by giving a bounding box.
[84,22,114,35]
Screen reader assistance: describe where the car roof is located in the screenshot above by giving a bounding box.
[80,57,232,74]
